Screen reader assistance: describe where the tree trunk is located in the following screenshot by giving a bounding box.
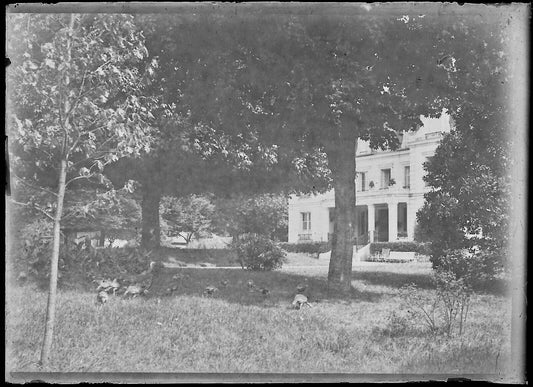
[40,13,75,368]
[99,229,105,247]
[141,187,162,251]
[39,158,67,367]
[325,137,357,296]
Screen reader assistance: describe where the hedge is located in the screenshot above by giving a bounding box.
[279,241,331,256]
[370,241,432,256]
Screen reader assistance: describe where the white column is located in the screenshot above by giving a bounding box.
[406,201,416,241]
[388,201,398,242]
[368,204,375,242]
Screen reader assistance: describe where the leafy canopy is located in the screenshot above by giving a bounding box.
[8,13,157,201]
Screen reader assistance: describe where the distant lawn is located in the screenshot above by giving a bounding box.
[157,246,240,267]
[157,248,325,268]
[6,262,512,377]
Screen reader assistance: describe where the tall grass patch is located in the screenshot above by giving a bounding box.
[6,263,512,376]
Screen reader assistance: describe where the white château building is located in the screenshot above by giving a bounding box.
[288,114,451,245]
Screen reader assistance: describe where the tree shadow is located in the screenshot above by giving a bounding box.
[351,270,435,290]
[351,268,509,296]
[147,267,385,308]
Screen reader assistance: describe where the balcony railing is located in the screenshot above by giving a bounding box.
[298,233,312,241]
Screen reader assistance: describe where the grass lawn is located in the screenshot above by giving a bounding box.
[5,257,513,379]
[157,246,240,267]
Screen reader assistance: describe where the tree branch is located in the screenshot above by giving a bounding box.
[69,149,116,171]
[12,174,58,197]
[65,173,97,188]
[10,199,55,222]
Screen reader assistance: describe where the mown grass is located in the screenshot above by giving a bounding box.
[5,262,512,377]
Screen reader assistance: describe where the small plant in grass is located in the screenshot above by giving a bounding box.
[400,270,473,337]
[231,233,287,271]
[400,284,440,334]
[434,270,472,337]
[314,328,352,354]
[374,310,412,338]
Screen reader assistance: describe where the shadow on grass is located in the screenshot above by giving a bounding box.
[147,267,385,307]
[351,268,509,296]
[352,271,435,290]
[156,247,240,267]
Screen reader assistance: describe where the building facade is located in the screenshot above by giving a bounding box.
[288,114,451,244]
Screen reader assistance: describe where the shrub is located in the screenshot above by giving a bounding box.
[279,241,331,256]
[430,248,504,287]
[400,269,473,337]
[231,234,287,271]
[399,283,440,334]
[62,246,157,284]
[16,219,54,284]
[16,224,160,288]
[433,270,473,336]
[370,241,432,256]
[382,310,412,338]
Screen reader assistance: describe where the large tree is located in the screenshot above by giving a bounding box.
[105,12,332,251]
[116,5,515,293]
[163,7,449,293]
[416,6,514,277]
[7,13,156,367]
[198,5,517,293]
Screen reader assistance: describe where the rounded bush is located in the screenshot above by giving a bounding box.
[232,234,287,271]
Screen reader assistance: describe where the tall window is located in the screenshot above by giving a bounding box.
[357,172,367,191]
[397,203,408,237]
[404,166,410,188]
[381,168,391,188]
[301,212,311,231]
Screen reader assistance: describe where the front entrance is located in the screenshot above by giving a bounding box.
[375,206,389,242]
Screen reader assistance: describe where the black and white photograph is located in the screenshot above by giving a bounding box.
[5,2,528,383]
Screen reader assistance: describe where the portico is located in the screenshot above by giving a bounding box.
[360,201,406,243]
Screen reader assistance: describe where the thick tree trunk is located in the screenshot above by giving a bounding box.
[40,158,67,367]
[141,186,162,251]
[326,137,357,296]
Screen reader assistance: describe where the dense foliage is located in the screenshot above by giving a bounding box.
[413,5,513,283]
[7,13,158,365]
[14,218,155,288]
[231,234,287,271]
[213,193,288,241]
[160,194,215,243]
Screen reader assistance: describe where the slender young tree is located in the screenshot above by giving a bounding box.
[7,13,156,367]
